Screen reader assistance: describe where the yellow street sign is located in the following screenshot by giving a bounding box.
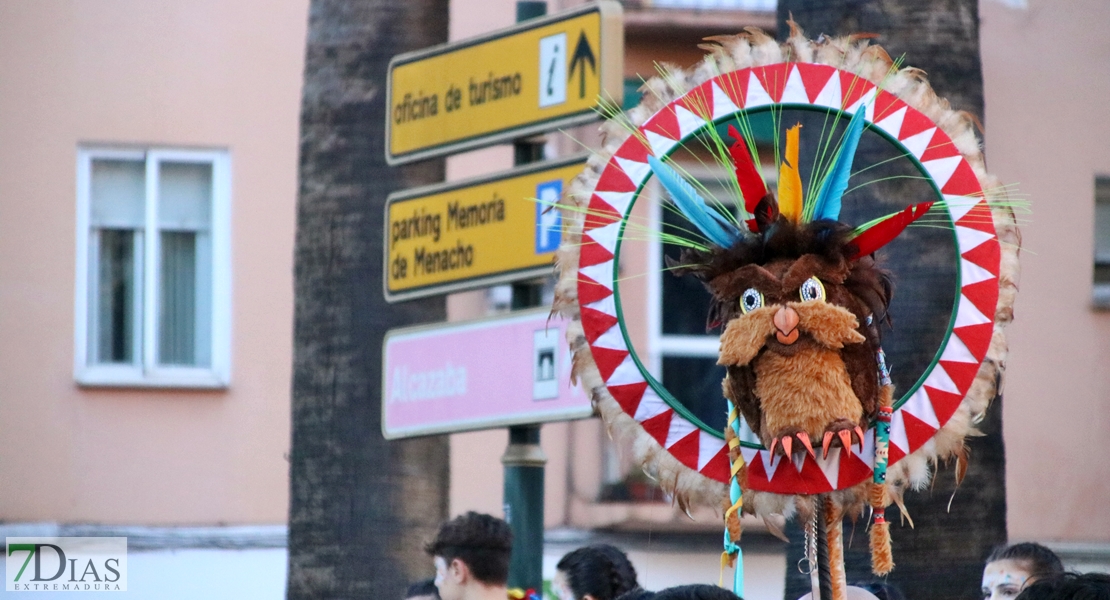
[384,156,587,301]
[385,2,623,165]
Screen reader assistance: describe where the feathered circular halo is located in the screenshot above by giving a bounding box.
[554,29,1019,511]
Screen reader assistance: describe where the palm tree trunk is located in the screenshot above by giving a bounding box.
[777,1,984,121]
[288,1,449,598]
[776,4,1006,600]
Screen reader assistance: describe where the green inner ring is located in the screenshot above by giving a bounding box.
[609,104,962,447]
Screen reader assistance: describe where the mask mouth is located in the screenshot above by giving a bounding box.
[762,332,814,357]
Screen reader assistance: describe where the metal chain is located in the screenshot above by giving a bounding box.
[798,508,817,574]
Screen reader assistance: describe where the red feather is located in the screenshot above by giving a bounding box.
[728,125,768,226]
[752,193,779,234]
[847,201,934,259]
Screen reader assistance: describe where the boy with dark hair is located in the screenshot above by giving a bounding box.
[425,512,513,600]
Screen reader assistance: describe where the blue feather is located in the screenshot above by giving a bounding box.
[810,107,867,222]
[647,156,740,248]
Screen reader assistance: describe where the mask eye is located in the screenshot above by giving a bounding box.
[739,288,764,314]
[800,276,826,302]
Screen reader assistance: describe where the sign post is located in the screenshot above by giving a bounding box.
[503,3,554,590]
[384,1,623,592]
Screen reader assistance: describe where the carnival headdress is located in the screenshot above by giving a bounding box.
[554,25,1020,600]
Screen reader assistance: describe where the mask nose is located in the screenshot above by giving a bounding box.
[773,305,800,345]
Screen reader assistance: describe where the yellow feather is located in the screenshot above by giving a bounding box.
[778,123,803,223]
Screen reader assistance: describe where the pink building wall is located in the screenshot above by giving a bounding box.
[982,0,1110,542]
[0,0,307,524]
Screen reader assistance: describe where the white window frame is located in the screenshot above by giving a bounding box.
[74,146,232,388]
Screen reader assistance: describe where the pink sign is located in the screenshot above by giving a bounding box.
[381,308,593,439]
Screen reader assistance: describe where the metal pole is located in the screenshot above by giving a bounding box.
[503,280,546,590]
[503,4,547,592]
[503,424,546,589]
[516,1,547,25]
[513,0,548,172]
[816,495,833,600]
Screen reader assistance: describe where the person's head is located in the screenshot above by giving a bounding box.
[425,512,513,600]
[983,543,1065,600]
[406,578,441,600]
[1015,572,1110,600]
[651,584,742,600]
[554,544,640,600]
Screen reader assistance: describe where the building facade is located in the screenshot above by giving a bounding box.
[1,0,1108,597]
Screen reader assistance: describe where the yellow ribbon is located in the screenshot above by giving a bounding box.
[720,407,745,587]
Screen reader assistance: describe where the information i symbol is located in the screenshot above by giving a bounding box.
[539,33,567,108]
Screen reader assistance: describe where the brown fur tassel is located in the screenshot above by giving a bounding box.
[824,498,848,600]
[869,478,894,575]
[870,519,893,575]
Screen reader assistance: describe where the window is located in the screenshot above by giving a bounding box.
[1095,177,1110,308]
[75,148,230,387]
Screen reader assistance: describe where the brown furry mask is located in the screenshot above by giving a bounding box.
[675,218,893,460]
